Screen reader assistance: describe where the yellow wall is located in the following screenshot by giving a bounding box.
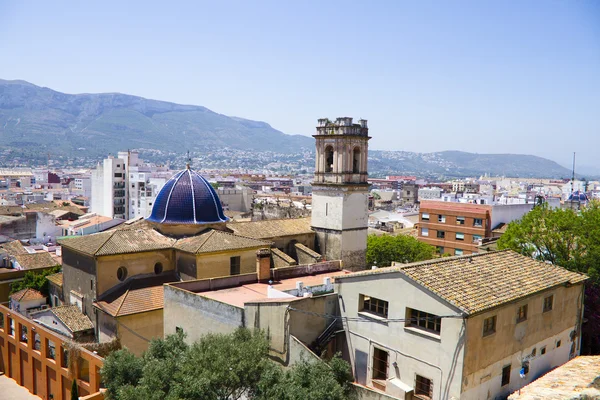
[195,247,262,279]
[117,309,164,356]
[96,250,175,295]
[462,284,584,390]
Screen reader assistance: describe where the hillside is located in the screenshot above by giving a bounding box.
[0,80,577,179]
[0,79,312,157]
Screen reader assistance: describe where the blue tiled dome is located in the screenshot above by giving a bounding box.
[568,191,589,202]
[147,168,228,225]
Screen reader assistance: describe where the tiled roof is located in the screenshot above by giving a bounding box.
[58,228,176,257]
[14,252,58,269]
[508,356,600,399]
[227,217,313,239]
[0,240,28,255]
[11,288,45,302]
[174,229,271,254]
[50,305,94,333]
[0,202,85,217]
[46,272,63,288]
[94,273,178,317]
[336,250,588,315]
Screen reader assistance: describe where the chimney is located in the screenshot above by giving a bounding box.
[256,248,271,282]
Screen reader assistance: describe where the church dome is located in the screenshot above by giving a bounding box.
[147,167,228,225]
[568,190,589,202]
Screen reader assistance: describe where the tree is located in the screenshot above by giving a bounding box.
[498,200,600,354]
[101,328,355,400]
[10,265,61,296]
[71,378,79,400]
[366,234,435,267]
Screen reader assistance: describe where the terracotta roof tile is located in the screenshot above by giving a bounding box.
[46,272,63,287]
[227,217,313,239]
[0,240,28,255]
[11,288,45,301]
[14,252,58,269]
[336,250,588,315]
[59,228,176,257]
[49,305,94,333]
[94,273,178,317]
[174,230,271,254]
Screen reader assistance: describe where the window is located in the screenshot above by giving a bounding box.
[472,234,482,244]
[421,228,429,237]
[117,266,128,281]
[415,375,433,399]
[456,216,465,225]
[34,333,41,351]
[0,311,3,330]
[325,146,334,173]
[436,246,444,255]
[521,361,530,375]
[361,295,389,318]
[436,231,445,239]
[473,218,483,227]
[62,347,69,368]
[455,249,463,256]
[422,213,430,221]
[20,324,28,344]
[114,173,122,178]
[47,339,56,360]
[541,346,546,355]
[501,365,511,386]
[372,348,388,380]
[438,215,446,223]
[408,308,441,335]
[353,147,361,173]
[517,304,528,323]
[154,262,163,275]
[8,317,14,336]
[543,295,553,312]
[483,315,496,336]
[531,348,537,357]
[556,340,561,348]
[455,232,464,241]
[116,164,120,167]
[230,256,241,275]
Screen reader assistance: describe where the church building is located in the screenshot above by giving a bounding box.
[58,117,370,354]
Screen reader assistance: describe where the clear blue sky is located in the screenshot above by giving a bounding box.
[1,1,599,172]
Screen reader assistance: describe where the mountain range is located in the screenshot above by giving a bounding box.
[0,79,580,179]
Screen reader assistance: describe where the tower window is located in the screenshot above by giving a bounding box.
[325,146,334,173]
[353,147,361,173]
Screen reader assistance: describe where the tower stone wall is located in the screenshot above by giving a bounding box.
[311,117,370,271]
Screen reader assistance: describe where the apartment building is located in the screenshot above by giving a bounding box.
[91,151,173,220]
[335,250,587,400]
[418,200,533,255]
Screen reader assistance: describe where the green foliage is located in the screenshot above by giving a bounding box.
[10,265,61,297]
[71,378,79,400]
[497,201,600,280]
[366,234,435,267]
[498,200,600,354]
[101,328,354,400]
[210,182,219,190]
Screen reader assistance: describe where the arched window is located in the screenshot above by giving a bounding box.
[325,146,334,173]
[154,262,163,275]
[117,266,128,281]
[353,147,361,174]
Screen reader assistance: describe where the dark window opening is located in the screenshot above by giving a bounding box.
[543,295,553,312]
[353,147,361,173]
[408,308,441,335]
[436,231,445,239]
[517,304,528,323]
[361,295,389,318]
[230,256,241,275]
[415,375,433,399]
[325,146,334,173]
[372,348,388,380]
[501,365,511,386]
[483,315,496,336]
[117,266,128,281]
[154,262,163,275]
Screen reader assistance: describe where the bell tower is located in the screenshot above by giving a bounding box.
[311,117,370,270]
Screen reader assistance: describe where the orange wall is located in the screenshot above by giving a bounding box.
[0,304,104,400]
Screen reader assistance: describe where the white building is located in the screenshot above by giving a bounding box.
[335,250,587,400]
[91,151,173,220]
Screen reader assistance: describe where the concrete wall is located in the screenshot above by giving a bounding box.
[35,212,61,241]
[218,188,252,212]
[352,384,404,400]
[195,248,262,279]
[272,248,296,268]
[460,284,584,400]
[62,249,96,320]
[0,213,36,241]
[490,203,534,230]
[176,251,197,280]
[163,284,244,344]
[295,243,321,265]
[288,334,320,366]
[96,249,174,296]
[118,309,164,356]
[336,272,465,400]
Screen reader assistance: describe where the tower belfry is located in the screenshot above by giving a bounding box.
[311,117,370,270]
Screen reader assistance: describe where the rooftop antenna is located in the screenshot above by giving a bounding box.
[186,150,191,169]
[571,152,576,197]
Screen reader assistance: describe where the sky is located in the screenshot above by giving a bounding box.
[1,1,599,172]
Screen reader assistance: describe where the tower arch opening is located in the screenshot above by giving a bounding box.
[353,147,361,174]
[325,145,334,173]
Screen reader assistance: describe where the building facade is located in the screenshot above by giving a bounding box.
[311,117,370,270]
[335,251,587,400]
